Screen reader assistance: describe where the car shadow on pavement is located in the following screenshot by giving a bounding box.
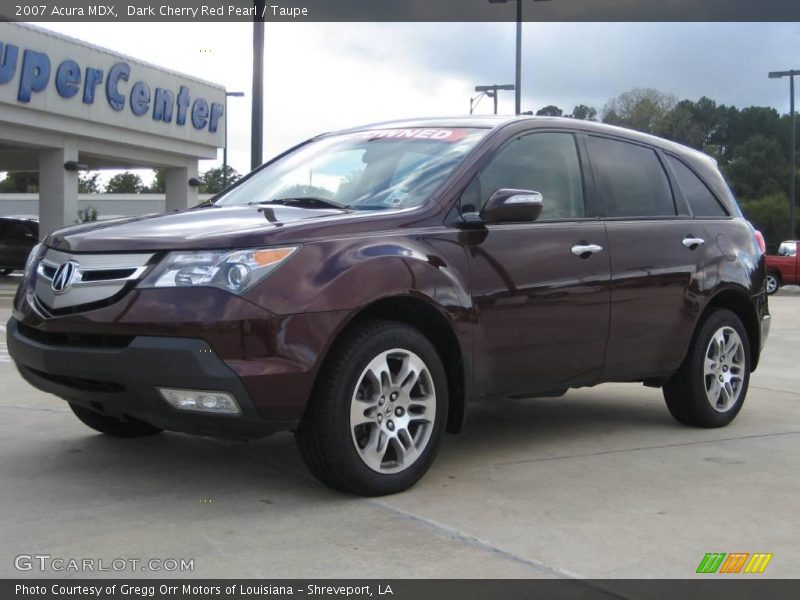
[15,388,682,501]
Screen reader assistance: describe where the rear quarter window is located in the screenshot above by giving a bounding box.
[666,155,728,217]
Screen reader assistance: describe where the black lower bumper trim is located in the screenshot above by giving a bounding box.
[7,317,296,439]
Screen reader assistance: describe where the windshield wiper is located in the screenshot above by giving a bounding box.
[191,200,219,209]
[251,197,346,210]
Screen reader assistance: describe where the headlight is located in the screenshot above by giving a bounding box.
[138,246,299,294]
[24,243,43,278]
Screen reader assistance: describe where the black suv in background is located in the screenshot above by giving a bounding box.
[8,117,770,495]
[0,216,38,276]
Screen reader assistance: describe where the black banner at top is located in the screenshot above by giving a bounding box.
[2,0,800,23]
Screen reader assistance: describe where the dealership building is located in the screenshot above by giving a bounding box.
[0,22,226,236]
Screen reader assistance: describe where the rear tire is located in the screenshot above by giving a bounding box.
[765,271,780,295]
[69,403,163,438]
[296,320,447,496]
[663,309,750,428]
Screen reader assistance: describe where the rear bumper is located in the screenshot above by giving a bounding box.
[7,316,298,439]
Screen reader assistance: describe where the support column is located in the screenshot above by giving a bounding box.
[38,141,79,239]
[165,162,198,212]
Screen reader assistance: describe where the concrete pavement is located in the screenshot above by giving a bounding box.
[0,295,798,579]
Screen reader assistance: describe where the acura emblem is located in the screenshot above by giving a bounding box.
[51,260,79,294]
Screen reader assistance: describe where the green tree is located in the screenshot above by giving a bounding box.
[657,99,707,149]
[78,172,101,194]
[105,171,145,193]
[602,88,677,134]
[0,171,38,193]
[146,169,166,193]
[536,105,563,117]
[739,193,797,254]
[569,105,597,121]
[723,135,790,200]
[200,165,241,194]
[729,106,782,151]
[76,206,99,224]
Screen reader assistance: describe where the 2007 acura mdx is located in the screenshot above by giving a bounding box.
[8,117,771,496]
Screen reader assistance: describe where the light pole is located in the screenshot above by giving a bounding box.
[252,1,266,171]
[223,91,245,188]
[770,69,800,240]
[488,0,551,115]
[471,84,515,114]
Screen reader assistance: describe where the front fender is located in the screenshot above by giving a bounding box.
[246,231,472,317]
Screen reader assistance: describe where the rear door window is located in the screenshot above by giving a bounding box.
[586,136,676,218]
[666,155,727,217]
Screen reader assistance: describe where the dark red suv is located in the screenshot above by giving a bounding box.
[8,117,771,495]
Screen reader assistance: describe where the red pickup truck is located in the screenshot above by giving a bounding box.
[766,241,798,294]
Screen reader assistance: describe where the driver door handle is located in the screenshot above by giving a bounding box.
[571,244,603,258]
[682,237,705,249]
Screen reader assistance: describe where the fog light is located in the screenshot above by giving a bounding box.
[158,388,241,415]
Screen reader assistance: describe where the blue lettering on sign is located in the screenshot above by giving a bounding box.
[0,39,224,134]
[152,87,174,122]
[0,42,19,84]
[130,81,150,116]
[191,98,209,129]
[18,49,50,102]
[83,67,104,104]
[209,102,224,133]
[106,62,130,111]
[176,85,190,126]
[55,59,81,98]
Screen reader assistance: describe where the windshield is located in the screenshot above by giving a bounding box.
[215,127,489,210]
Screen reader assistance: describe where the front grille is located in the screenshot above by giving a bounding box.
[17,322,133,349]
[35,248,155,313]
[80,268,138,282]
[25,367,125,393]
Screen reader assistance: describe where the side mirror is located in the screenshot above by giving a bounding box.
[480,189,544,224]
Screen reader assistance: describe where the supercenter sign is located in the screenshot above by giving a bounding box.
[0,23,225,144]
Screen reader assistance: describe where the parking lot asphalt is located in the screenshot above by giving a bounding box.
[0,290,798,579]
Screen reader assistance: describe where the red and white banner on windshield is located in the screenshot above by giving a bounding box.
[352,128,471,142]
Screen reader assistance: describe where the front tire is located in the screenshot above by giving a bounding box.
[69,403,163,438]
[663,309,750,428]
[296,320,448,496]
[765,271,781,295]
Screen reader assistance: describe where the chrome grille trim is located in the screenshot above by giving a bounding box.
[34,249,154,311]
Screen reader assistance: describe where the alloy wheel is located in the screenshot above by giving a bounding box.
[349,348,437,474]
[766,274,778,294]
[703,326,746,413]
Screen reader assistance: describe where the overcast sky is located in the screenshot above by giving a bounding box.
[34,21,800,184]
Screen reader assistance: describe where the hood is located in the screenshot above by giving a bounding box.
[46,204,356,252]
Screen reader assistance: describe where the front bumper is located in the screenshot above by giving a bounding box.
[9,281,351,438]
[7,317,295,439]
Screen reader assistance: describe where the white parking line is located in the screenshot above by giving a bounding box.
[0,323,9,363]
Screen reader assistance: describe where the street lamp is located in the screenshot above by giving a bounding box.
[769,69,800,240]
[223,91,245,188]
[471,84,515,114]
[489,0,552,115]
[252,1,266,171]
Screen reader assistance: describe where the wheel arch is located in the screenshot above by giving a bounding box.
[310,294,469,434]
[698,287,762,371]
